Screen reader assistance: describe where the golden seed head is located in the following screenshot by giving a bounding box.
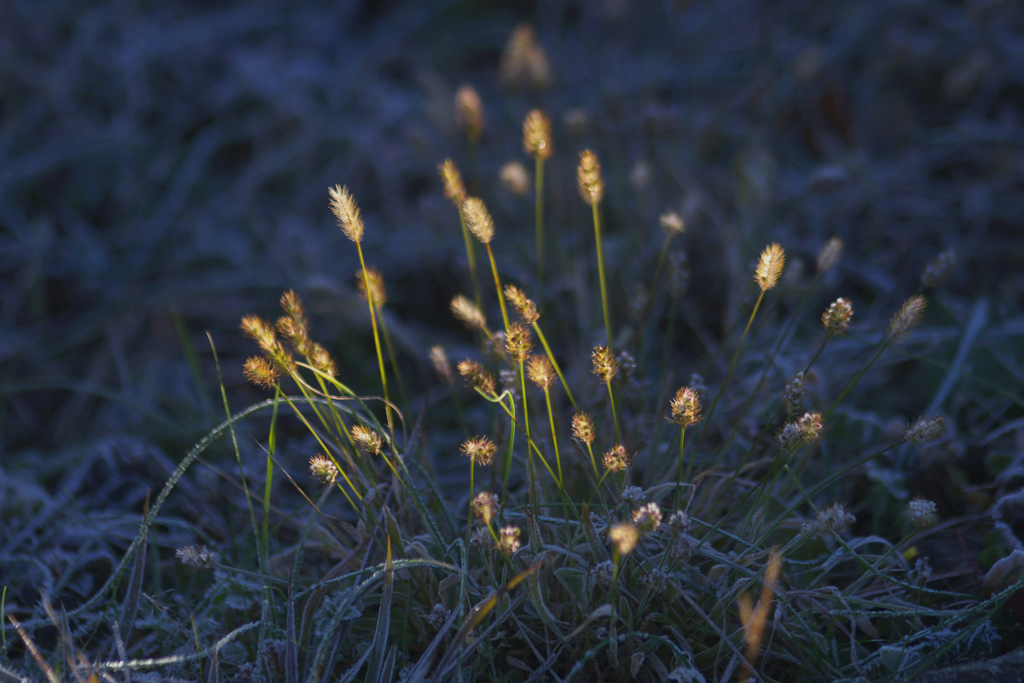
[505,322,533,362]
[500,24,550,90]
[669,387,702,426]
[461,435,497,466]
[309,454,339,485]
[308,343,337,379]
[659,211,685,236]
[498,525,522,556]
[450,294,487,331]
[603,444,630,472]
[754,242,786,291]
[356,267,387,308]
[472,492,499,526]
[577,149,604,205]
[438,158,467,206]
[905,415,946,445]
[816,236,844,273]
[328,185,364,243]
[777,412,824,452]
[499,161,531,197]
[462,196,495,244]
[240,315,277,354]
[454,84,485,143]
[429,345,452,383]
[276,315,310,356]
[504,285,539,324]
[352,425,383,456]
[888,295,927,343]
[591,345,618,384]
[572,413,596,444]
[527,354,556,389]
[632,502,663,535]
[458,359,496,395]
[280,290,307,328]
[523,109,553,159]
[822,297,853,335]
[243,356,280,389]
[921,248,957,288]
[609,523,639,556]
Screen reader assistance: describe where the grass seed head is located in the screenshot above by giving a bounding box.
[499,161,531,197]
[659,210,685,236]
[438,159,466,206]
[921,248,957,288]
[609,523,639,556]
[668,511,691,535]
[356,267,387,308]
[309,454,339,485]
[816,236,844,273]
[523,109,553,159]
[279,290,308,343]
[603,444,630,472]
[807,502,855,537]
[328,185,364,243]
[669,386,702,426]
[632,502,663,535]
[308,343,337,378]
[754,242,786,291]
[429,345,452,383]
[352,425,383,456]
[527,354,555,389]
[500,24,550,90]
[176,545,218,569]
[778,412,823,452]
[905,415,946,445]
[451,294,487,331]
[277,315,310,355]
[822,297,853,335]
[591,345,618,384]
[505,322,533,362]
[888,295,927,342]
[572,413,596,444]
[454,84,485,143]
[461,435,497,466]
[577,149,604,205]
[243,357,280,389]
[907,497,939,527]
[498,526,522,556]
[504,284,539,324]
[472,492,499,526]
[783,372,805,418]
[462,196,495,244]
[457,359,496,395]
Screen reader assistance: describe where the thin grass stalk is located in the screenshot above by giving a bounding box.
[543,385,570,531]
[458,208,483,310]
[518,361,539,524]
[592,202,613,348]
[675,426,688,508]
[501,392,516,515]
[209,335,273,621]
[378,308,409,408]
[261,387,281,620]
[309,373,375,486]
[467,460,475,548]
[823,341,891,422]
[535,156,545,296]
[696,288,767,466]
[606,381,621,444]
[356,242,394,438]
[533,322,578,410]
[486,243,511,334]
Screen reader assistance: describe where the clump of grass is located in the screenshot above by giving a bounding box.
[6,110,1022,683]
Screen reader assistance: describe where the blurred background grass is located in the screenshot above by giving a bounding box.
[4,0,1021,457]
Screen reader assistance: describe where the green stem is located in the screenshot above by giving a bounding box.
[823,341,891,422]
[487,243,511,335]
[544,386,569,531]
[378,307,408,409]
[675,425,687,509]
[592,201,613,349]
[535,156,545,297]
[606,381,620,444]
[357,244,393,440]
[458,208,482,310]
[696,288,767,467]
[533,323,578,411]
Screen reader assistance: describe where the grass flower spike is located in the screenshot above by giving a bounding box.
[822,298,853,335]
[329,185,364,243]
[754,243,785,291]
[816,236,844,273]
[454,84,485,144]
[579,149,612,347]
[905,415,946,444]
[309,454,339,485]
[524,109,552,288]
[888,295,927,342]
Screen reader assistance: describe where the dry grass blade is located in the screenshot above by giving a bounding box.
[366,538,394,683]
[6,615,59,683]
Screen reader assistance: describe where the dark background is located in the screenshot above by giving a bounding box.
[1,0,1021,481]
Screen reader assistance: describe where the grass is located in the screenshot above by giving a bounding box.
[2,2,1024,682]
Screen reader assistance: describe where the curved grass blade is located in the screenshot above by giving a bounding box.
[366,538,394,683]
